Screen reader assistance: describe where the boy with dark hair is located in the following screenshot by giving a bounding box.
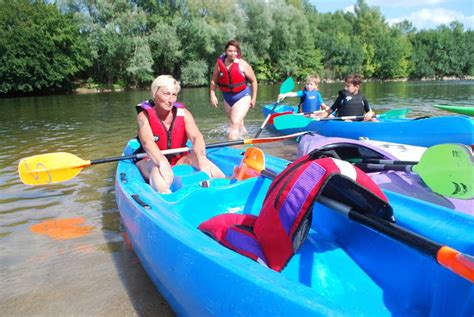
[319,74,375,121]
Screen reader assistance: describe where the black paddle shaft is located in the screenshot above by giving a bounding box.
[90,153,147,165]
[262,169,440,259]
[361,159,418,165]
[356,163,414,172]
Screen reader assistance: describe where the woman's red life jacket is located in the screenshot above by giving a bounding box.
[216,57,247,93]
[144,103,188,165]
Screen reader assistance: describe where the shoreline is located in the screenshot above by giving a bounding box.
[74,77,474,94]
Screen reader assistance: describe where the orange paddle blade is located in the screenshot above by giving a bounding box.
[18,152,91,185]
[243,147,265,171]
[234,147,266,180]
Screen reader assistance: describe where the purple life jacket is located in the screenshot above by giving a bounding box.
[199,156,393,272]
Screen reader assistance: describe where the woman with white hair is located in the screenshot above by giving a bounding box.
[136,75,224,193]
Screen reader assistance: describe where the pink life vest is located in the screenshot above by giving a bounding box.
[199,156,393,272]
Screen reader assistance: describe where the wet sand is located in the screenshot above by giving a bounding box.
[2,240,175,316]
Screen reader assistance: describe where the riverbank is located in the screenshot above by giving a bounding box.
[74,77,474,94]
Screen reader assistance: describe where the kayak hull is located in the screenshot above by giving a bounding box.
[271,112,474,147]
[115,139,474,316]
[261,104,296,118]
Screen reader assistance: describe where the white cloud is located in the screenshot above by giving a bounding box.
[343,5,355,14]
[368,0,447,8]
[387,8,474,29]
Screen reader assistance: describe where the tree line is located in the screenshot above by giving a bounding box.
[1,0,472,96]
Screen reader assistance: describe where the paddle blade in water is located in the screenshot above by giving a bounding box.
[279,77,295,94]
[18,152,90,185]
[412,144,473,199]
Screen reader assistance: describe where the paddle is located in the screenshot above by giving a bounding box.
[273,108,410,131]
[356,144,473,200]
[18,131,309,186]
[314,115,365,121]
[268,110,324,123]
[245,148,474,284]
[377,108,410,119]
[254,77,295,138]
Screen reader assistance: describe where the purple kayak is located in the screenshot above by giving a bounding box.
[298,134,473,216]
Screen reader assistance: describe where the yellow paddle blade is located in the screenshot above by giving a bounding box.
[18,152,91,185]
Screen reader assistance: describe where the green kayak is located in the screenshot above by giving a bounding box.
[433,104,474,116]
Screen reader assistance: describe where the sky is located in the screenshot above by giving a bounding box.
[309,0,474,30]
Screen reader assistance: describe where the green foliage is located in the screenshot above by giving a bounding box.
[126,37,154,85]
[0,0,90,95]
[1,0,472,96]
[180,59,209,86]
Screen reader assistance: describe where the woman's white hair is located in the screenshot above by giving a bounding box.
[151,75,181,97]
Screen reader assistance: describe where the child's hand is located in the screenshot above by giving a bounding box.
[277,93,286,101]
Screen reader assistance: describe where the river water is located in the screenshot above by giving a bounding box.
[1,80,473,316]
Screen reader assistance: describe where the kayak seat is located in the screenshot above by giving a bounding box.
[199,213,267,265]
[170,165,210,192]
[199,157,393,272]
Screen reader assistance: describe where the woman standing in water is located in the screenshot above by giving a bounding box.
[210,40,258,140]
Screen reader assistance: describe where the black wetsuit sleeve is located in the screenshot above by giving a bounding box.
[363,96,370,112]
[330,93,344,112]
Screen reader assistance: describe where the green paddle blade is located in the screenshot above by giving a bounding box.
[413,144,473,199]
[279,77,295,94]
[273,114,313,131]
[378,108,410,119]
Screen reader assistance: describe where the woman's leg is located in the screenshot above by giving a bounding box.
[136,159,172,193]
[224,95,251,140]
[176,153,225,178]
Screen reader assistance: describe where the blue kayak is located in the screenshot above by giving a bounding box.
[262,104,297,118]
[115,139,474,316]
[272,114,474,147]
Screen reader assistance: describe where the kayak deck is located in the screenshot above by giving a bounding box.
[115,141,474,316]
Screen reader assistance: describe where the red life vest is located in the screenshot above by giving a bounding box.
[144,103,188,165]
[216,57,247,93]
[199,156,393,272]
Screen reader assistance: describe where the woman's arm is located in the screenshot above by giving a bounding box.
[241,60,258,108]
[210,63,220,108]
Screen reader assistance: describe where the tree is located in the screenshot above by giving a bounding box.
[0,0,90,95]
